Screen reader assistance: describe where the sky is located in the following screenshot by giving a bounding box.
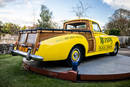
[0,0,130,28]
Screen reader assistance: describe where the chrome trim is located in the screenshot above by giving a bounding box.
[11,50,43,61]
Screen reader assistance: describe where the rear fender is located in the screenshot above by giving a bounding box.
[35,34,88,61]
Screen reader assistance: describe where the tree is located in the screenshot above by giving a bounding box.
[0,21,2,26]
[72,0,89,19]
[1,23,20,35]
[21,25,27,30]
[0,21,3,37]
[38,5,55,28]
[110,8,130,20]
[105,8,130,36]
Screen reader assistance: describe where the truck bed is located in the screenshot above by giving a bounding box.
[17,28,93,54]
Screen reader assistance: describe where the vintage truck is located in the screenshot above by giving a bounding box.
[11,19,120,65]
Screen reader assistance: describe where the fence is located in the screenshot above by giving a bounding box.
[118,36,130,48]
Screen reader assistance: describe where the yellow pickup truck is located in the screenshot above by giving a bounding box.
[11,19,120,65]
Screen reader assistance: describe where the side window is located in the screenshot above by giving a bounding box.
[92,22,101,32]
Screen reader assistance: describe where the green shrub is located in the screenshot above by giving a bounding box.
[108,29,120,36]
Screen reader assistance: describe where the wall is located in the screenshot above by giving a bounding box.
[0,34,18,44]
[0,44,13,54]
[0,34,18,54]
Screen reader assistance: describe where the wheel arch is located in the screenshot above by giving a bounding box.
[112,36,120,48]
[67,44,86,59]
[115,41,119,48]
[66,43,86,66]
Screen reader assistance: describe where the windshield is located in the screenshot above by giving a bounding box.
[66,22,86,30]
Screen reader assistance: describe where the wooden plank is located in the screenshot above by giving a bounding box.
[33,32,40,54]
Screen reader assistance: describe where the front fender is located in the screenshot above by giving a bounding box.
[35,34,88,61]
[111,36,120,50]
[106,35,120,52]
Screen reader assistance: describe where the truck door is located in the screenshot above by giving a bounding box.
[92,22,113,52]
[92,22,104,52]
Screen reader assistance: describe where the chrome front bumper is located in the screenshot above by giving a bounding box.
[11,50,43,61]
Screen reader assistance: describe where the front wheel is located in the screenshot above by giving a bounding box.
[67,46,84,66]
[109,43,119,56]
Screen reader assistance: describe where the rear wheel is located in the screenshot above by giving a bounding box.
[67,46,84,66]
[109,43,119,56]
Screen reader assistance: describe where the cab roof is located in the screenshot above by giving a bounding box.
[64,19,99,24]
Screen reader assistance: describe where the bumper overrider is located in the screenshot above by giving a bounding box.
[11,46,43,61]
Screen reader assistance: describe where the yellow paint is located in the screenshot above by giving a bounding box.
[64,19,97,24]
[35,34,88,61]
[14,47,16,50]
[35,34,119,61]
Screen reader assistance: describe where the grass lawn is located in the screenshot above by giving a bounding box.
[0,54,130,87]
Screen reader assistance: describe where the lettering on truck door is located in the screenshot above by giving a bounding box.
[99,36,113,51]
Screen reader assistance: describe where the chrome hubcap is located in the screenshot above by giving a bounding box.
[73,52,79,59]
[71,48,80,62]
